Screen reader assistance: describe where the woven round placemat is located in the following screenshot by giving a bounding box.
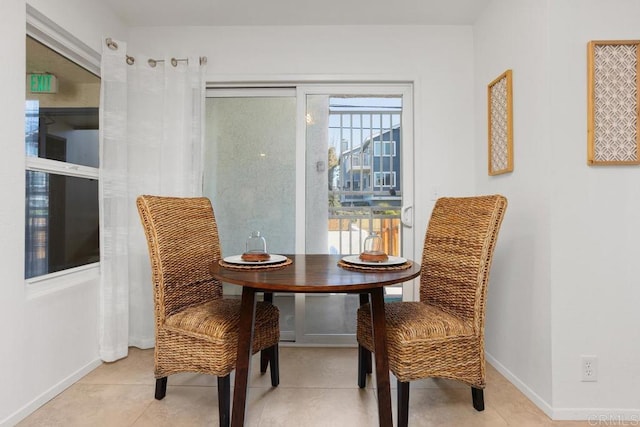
[337,259,413,272]
[218,257,293,271]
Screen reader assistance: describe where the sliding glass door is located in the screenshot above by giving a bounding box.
[204,84,414,344]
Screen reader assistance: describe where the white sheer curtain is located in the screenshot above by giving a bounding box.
[99,38,206,362]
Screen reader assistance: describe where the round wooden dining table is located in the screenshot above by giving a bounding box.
[210,253,421,427]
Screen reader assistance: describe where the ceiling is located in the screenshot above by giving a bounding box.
[103,0,490,26]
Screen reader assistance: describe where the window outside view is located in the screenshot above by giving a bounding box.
[327,96,403,258]
[24,36,100,279]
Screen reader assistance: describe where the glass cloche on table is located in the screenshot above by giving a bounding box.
[359,232,389,262]
[241,231,271,262]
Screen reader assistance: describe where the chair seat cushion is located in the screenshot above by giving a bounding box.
[165,298,279,347]
[358,301,480,383]
[358,301,474,345]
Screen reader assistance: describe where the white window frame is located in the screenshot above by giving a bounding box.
[25,6,101,287]
[374,171,396,187]
[373,140,396,156]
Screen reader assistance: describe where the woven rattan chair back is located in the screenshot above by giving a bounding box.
[136,195,223,323]
[420,195,508,334]
[356,195,507,424]
[137,195,281,427]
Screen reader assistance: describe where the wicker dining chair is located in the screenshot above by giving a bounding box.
[357,195,507,427]
[136,195,280,427]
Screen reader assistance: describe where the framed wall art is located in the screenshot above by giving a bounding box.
[587,40,640,165]
[487,69,514,175]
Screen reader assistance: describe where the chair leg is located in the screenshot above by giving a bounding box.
[262,292,275,375]
[218,375,230,427]
[269,344,280,387]
[364,347,372,374]
[472,387,484,411]
[358,343,372,373]
[261,292,275,374]
[357,294,372,376]
[357,344,368,388]
[154,377,167,400]
[397,379,410,427]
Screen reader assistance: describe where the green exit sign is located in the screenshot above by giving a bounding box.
[28,74,58,93]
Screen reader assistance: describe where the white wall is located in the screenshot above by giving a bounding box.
[548,0,640,417]
[0,1,30,423]
[473,0,553,411]
[127,24,478,264]
[0,2,126,425]
[475,0,640,420]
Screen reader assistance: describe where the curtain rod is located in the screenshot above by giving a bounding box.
[105,37,207,67]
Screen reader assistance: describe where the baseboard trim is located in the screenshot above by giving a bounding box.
[485,352,554,419]
[0,357,102,427]
[486,352,640,421]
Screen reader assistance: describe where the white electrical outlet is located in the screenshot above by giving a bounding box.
[581,355,598,382]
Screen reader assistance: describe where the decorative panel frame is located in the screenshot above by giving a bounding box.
[587,40,640,165]
[487,70,514,175]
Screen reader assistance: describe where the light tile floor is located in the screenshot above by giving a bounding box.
[18,347,590,426]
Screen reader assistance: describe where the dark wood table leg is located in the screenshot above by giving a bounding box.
[369,287,393,427]
[231,286,257,427]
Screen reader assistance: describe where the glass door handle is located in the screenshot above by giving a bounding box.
[401,205,413,227]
